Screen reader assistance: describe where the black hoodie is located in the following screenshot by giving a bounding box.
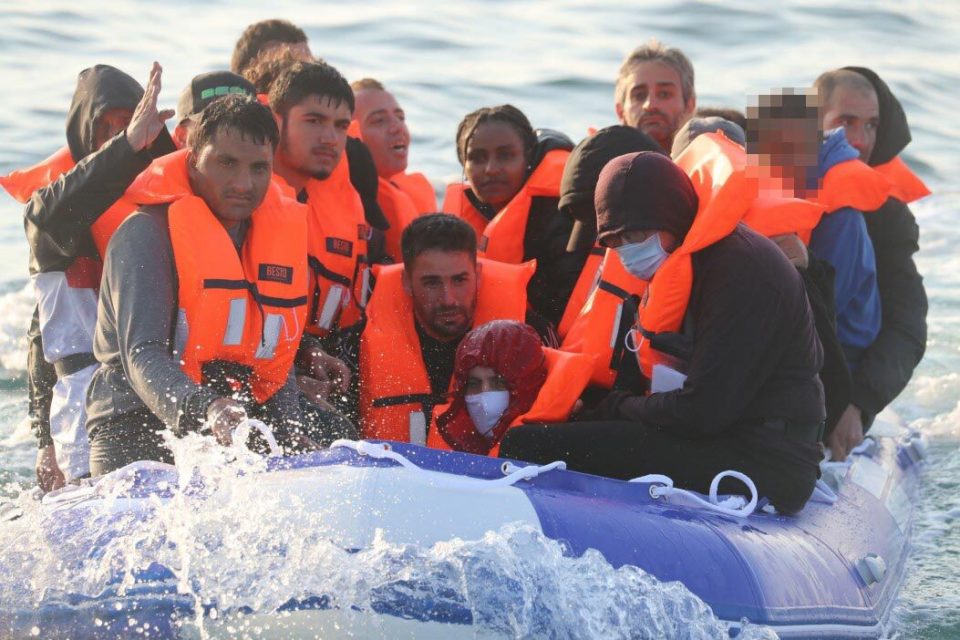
[25,64,175,274]
[841,67,928,424]
[23,64,174,450]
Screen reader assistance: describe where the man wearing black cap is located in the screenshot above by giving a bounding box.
[502,152,826,514]
[172,70,257,148]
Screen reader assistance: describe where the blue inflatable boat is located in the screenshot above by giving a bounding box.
[1,413,925,638]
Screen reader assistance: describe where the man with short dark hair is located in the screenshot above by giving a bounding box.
[85,95,314,475]
[614,39,696,152]
[172,70,256,148]
[358,214,537,444]
[231,19,311,77]
[267,61,371,409]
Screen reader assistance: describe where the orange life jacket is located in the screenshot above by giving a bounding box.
[166,176,308,405]
[2,144,137,258]
[273,156,370,337]
[872,156,931,204]
[560,248,648,388]
[441,148,570,263]
[359,258,535,442]
[635,132,754,379]
[377,172,435,262]
[556,245,606,339]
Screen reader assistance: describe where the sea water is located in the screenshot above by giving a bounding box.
[0,1,957,637]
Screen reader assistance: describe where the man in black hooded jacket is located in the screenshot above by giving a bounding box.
[814,66,928,459]
[19,63,175,488]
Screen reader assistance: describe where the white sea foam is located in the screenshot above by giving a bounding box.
[0,433,777,639]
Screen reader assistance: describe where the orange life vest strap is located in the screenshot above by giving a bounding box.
[873,156,931,204]
[0,146,75,203]
[817,158,891,214]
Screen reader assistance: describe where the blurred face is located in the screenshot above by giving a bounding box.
[187,127,274,228]
[750,114,821,197]
[275,94,351,183]
[354,88,410,178]
[604,228,678,251]
[616,61,695,150]
[463,121,527,212]
[822,84,879,163]
[402,249,479,342]
[464,366,509,396]
[93,108,133,150]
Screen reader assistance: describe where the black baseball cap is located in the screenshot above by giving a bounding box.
[177,71,257,123]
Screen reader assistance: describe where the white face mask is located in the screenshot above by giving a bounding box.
[465,390,511,437]
[614,233,669,281]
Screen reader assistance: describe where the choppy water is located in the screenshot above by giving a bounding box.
[0,1,957,637]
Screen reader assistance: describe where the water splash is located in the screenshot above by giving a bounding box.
[0,433,777,638]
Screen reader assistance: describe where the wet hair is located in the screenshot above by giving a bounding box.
[231,19,308,76]
[695,106,747,131]
[244,48,319,95]
[455,104,537,166]
[616,39,695,106]
[269,60,354,118]
[401,213,477,269]
[351,77,385,93]
[191,94,279,152]
[813,69,877,107]
[745,88,820,153]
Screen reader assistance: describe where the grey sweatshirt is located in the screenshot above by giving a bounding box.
[85,205,302,441]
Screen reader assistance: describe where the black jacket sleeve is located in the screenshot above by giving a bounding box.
[853,198,928,421]
[27,307,57,449]
[24,132,152,273]
[523,196,591,327]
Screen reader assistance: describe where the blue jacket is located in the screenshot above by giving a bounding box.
[809,129,881,369]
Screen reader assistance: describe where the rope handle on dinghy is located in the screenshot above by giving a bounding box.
[330,440,567,487]
[629,470,759,518]
[232,418,282,457]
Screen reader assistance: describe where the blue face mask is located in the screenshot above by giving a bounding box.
[614,233,669,281]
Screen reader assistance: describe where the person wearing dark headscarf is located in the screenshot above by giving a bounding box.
[435,321,548,454]
[813,67,929,460]
[500,152,825,514]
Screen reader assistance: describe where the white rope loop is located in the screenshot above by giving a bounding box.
[233,418,282,457]
[630,470,759,518]
[330,440,566,487]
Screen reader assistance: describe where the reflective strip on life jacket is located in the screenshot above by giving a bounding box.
[636,132,753,379]
[557,245,605,339]
[359,258,534,442]
[560,248,647,388]
[289,155,370,337]
[873,156,931,204]
[169,186,308,404]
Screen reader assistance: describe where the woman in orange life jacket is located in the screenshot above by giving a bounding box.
[672,115,853,451]
[813,67,929,460]
[433,320,594,456]
[555,125,663,392]
[443,104,590,327]
[500,151,826,515]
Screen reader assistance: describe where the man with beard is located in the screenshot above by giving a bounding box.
[614,39,696,153]
[813,67,929,459]
[358,214,542,444]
